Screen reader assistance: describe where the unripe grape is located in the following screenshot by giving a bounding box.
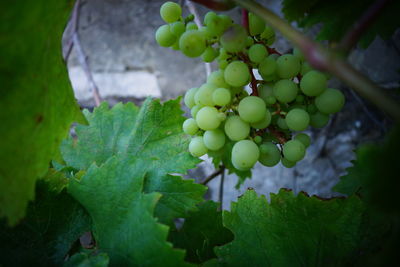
[246,36,254,47]
[202,47,217,62]
[293,47,305,62]
[204,129,225,151]
[258,83,273,103]
[260,25,275,45]
[259,142,280,167]
[189,136,207,157]
[194,83,217,106]
[238,96,266,123]
[232,140,260,170]
[224,115,250,141]
[310,112,330,128]
[300,70,327,96]
[207,70,230,88]
[300,62,313,75]
[186,22,198,30]
[254,136,262,144]
[295,95,305,104]
[248,44,268,63]
[160,2,182,23]
[196,106,221,130]
[224,61,250,87]
[184,87,198,108]
[182,118,198,135]
[179,30,206,58]
[249,12,265,36]
[307,103,318,114]
[250,110,272,129]
[190,105,202,118]
[276,54,301,79]
[285,108,310,131]
[277,117,289,130]
[204,12,225,37]
[219,14,233,29]
[212,88,231,106]
[155,25,176,47]
[220,24,247,53]
[273,79,298,103]
[281,157,296,168]
[295,133,311,148]
[218,59,228,70]
[282,139,306,162]
[266,96,276,105]
[170,21,185,37]
[258,57,277,79]
[315,88,345,114]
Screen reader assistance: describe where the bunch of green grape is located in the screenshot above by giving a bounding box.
[156,1,345,170]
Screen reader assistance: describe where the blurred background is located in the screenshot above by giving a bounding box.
[63,0,400,209]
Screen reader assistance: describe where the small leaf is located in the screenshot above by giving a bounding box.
[64,252,109,267]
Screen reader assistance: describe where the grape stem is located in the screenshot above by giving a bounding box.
[189,0,235,11]
[201,165,225,185]
[238,52,259,96]
[232,0,400,121]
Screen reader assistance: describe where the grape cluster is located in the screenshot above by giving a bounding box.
[156,2,345,170]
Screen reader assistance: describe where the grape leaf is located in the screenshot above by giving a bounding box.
[216,189,364,266]
[68,156,192,266]
[0,0,84,225]
[0,181,91,266]
[282,0,400,48]
[169,201,233,263]
[64,252,109,267]
[61,99,205,224]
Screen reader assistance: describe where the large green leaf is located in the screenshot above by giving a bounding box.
[0,0,84,225]
[61,99,205,224]
[169,201,233,263]
[64,252,109,267]
[282,0,400,48]
[68,156,192,266]
[0,181,91,266]
[216,189,364,266]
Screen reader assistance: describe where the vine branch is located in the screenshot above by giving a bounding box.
[232,0,400,121]
[190,0,235,11]
[218,167,225,211]
[338,0,392,53]
[201,165,225,185]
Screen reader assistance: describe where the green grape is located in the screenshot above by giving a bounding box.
[259,142,280,167]
[249,12,265,36]
[218,59,228,70]
[260,25,275,45]
[224,115,250,141]
[160,1,182,23]
[310,112,330,128]
[179,30,206,57]
[231,140,260,170]
[250,110,272,129]
[186,22,198,30]
[212,88,231,106]
[281,157,296,168]
[258,83,273,103]
[190,105,202,118]
[277,117,288,130]
[295,95,305,103]
[196,106,221,130]
[207,70,230,88]
[194,83,217,106]
[220,24,247,53]
[238,96,267,123]
[273,79,298,103]
[282,139,305,162]
[315,88,345,114]
[171,39,180,50]
[224,61,250,87]
[289,104,306,111]
[307,103,317,114]
[246,36,254,47]
[202,46,217,62]
[300,70,327,96]
[266,96,276,105]
[185,14,195,22]
[295,133,311,148]
[254,135,262,144]
[155,24,176,47]
[182,118,199,135]
[204,12,225,37]
[258,57,277,79]
[248,44,268,63]
[293,47,305,62]
[189,136,208,157]
[285,108,310,131]
[219,14,233,29]
[230,86,244,95]
[203,129,225,151]
[184,87,198,108]
[204,11,217,25]
[170,21,185,37]
[300,62,313,75]
[268,54,279,60]
[276,54,301,79]
[218,48,229,60]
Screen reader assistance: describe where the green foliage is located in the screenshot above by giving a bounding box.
[215,189,364,266]
[0,0,84,225]
[0,181,91,266]
[282,0,400,48]
[64,252,109,267]
[61,100,205,225]
[169,201,233,264]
